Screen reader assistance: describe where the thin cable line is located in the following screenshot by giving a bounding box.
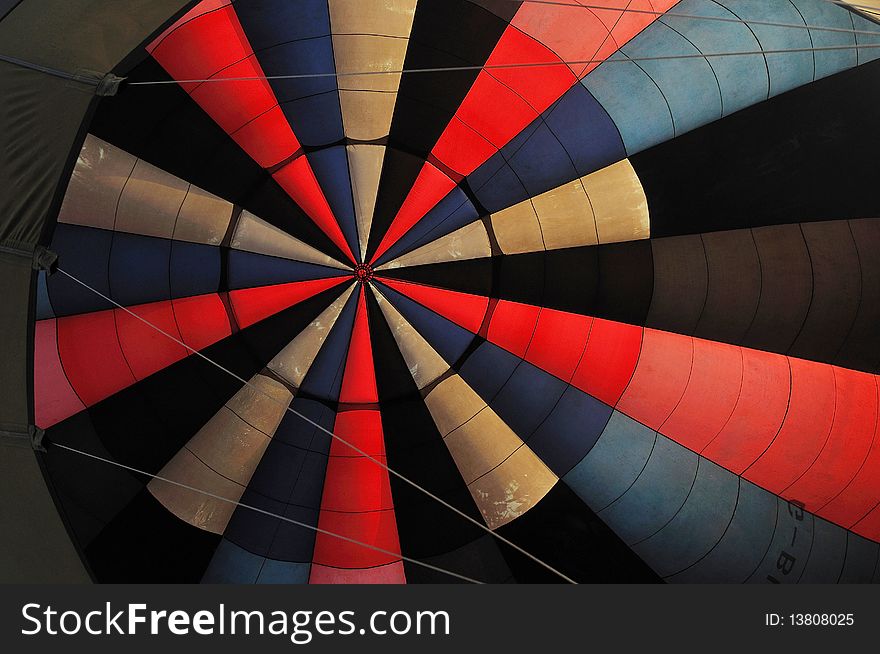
[51,442,483,585]
[55,268,576,584]
[127,42,880,85]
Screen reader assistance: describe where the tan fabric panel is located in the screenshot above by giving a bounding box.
[380,221,491,269]
[423,375,488,436]
[844,0,880,20]
[582,159,650,245]
[442,407,523,483]
[329,0,417,37]
[58,134,136,231]
[173,185,234,245]
[348,145,385,261]
[231,210,348,269]
[151,373,292,533]
[469,447,558,530]
[491,159,650,254]
[374,289,449,389]
[329,0,416,141]
[491,200,544,255]
[531,178,599,250]
[115,158,188,238]
[269,283,356,388]
[148,448,243,535]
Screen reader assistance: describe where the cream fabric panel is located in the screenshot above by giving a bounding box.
[231,210,348,269]
[379,221,491,269]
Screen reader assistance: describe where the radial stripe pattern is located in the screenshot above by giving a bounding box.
[34,0,880,584]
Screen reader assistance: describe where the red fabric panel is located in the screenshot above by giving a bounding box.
[115,302,188,381]
[273,158,356,262]
[783,368,878,511]
[33,319,86,429]
[56,310,136,408]
[309,561,406,584]
[338,290,379,405]
[701,348,790,473]
[379,278,489,334]
[821,378,880,528]
[487,300,541,358]
[617,329,693,431]
[310,507,402,570]
[371,163,456,263]
[660,339,742,452]
[743,358,836,494]
[172,294,232,351]
[228,278,348,330]
[525,309,592,382]
[571,319,642,406]
[231,106,300,169]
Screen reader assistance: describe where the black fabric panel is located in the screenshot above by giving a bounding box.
[403,534,513,584]
[367,290,501,570]
[838,218,880,371]
[693,230,762,344]
[647,235,707,335]
[89,59,345,261]
[743,225,812,354]
[84,489,220,583]
[632,59,880,237]
[495,484,660,583]
[789,221,862,363]
[366,0,518,259]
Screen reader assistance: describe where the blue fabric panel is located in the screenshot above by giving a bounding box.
[792,0,858,78]
[615,22,722,137]
[486,361,567,440]
[457,342,520,402]
[170,240,221,298]
[256,560,310,584]
[109,232,172,307]
[854,13,880,65]
[274,397,336,455]
[797,517,847,583]
[838,533,880,583]
[597,435,698,545]
[580,53,673,155]
[543,83,625,178]
[47,224,113,316]
[377,188,479,266]
[35,272,54,320]
[201,539,263,584]
[564,411,656,512]
[632,458,739,578]
[527,386,613,477]
[307,147,360,260]
[235,0,328,46]
[747,496,816,583]
[729,0,813,97]
[280,92,345,148]
[224,490,289,558]
[662,0,768,117]
[468,85,624,215]
[256,41,335,100]
[227,250,347,290]
[266,504,321,562]
[375,282,474,365]
[668,479,777,583]
[297,289,359,402]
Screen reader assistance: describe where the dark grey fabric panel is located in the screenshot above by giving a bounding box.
[0,0,191,73]
[743,225,812,353]
[0,251,31,432]
[647,235,707,335]
[837,218,880,372]
[0,65,94,248]
[790,221,861,362]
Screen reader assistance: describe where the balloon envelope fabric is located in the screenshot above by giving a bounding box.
[30,0,880,583]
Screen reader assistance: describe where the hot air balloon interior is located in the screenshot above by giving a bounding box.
[5,0,880,583]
